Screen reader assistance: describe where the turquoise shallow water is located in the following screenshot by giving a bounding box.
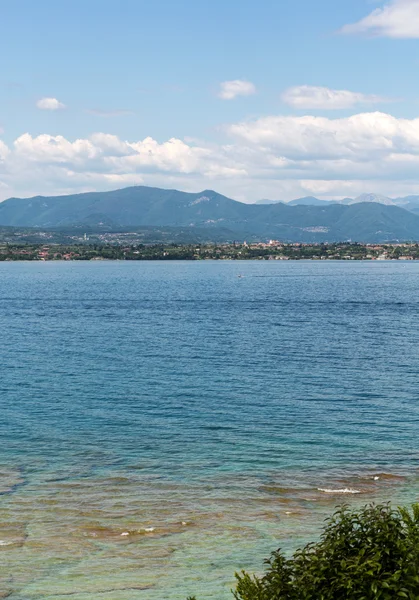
[1,260,419,599]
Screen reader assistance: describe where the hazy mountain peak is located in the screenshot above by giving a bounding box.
[350,193,394,206]
[254,199,283,205]
[288,196,336,207]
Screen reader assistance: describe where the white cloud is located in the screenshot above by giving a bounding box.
[5,111,419,200]
[282,85,387,110]
[226,112,419,160]
[341,0,419,38]
[14,133,96,163]
[218,80,256,100]
[36,97,66,111]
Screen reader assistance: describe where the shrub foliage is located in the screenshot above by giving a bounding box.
[189,503,419,599]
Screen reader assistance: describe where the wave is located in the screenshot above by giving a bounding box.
[318,488,361,494]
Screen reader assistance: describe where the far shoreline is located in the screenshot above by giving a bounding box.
[2,242,419,262]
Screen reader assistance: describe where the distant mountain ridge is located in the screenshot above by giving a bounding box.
[288,197,334,207]
[1,185,419,242]
[258,193,419,211]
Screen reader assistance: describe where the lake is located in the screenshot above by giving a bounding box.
[1,260,419,599]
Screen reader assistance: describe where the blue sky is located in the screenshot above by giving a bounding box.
[1,0,419,202]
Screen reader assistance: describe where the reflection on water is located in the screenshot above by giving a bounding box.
[1,260,419,598]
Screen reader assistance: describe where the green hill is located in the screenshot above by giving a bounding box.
[1,185,419,242]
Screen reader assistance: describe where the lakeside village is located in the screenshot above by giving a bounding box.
[2,241,419,261]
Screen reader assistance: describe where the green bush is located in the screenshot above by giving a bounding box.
[190,503,419,600]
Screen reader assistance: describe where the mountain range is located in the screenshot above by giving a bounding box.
[1,186,419,242]
[257,193,419,213]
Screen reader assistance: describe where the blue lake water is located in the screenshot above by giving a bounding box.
[1,260,419,599]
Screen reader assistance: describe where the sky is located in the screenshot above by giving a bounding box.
[2,0,419,202]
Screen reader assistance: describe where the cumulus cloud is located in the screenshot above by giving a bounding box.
[341,0,419,38]
[218,80,256,100]
[0,131,247,200]
[4,111,419,200]
[36,97,66,110]
[227,112,416,159]
[282,85,387,110]
[14,133,97,163]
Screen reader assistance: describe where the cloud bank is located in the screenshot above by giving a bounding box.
[4,111,419,201]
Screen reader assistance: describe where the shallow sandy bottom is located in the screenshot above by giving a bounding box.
[1,466,417,600]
